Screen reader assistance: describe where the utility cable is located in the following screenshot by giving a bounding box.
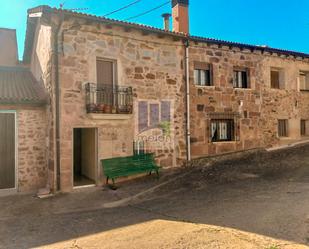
[103,0,143,17]
[125,1,169,21]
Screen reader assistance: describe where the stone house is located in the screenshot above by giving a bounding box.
[0,28,47,194]
[1,0,309,193]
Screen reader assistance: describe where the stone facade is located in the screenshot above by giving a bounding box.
[29,21,56,191]
[26,8,309,192]
[189,43,309,158]
[56,18,186,191]
[0,106,48,192]
[17,108,48,191]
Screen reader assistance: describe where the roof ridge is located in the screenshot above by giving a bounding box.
[25,5,309,59]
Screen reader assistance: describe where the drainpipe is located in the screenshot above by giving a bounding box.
[185,40,191,162]
[53,15,63,191]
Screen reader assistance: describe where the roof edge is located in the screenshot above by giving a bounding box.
[24,5,309,61]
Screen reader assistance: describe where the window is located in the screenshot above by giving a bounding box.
[96,58,116,104]
[210,119,235,142]
[194,62,212,86]
[233,68,249,88]
[301,120,308,136]
[271,68,284,89]
[278,119,288,137]
[96,59,116,86]
[299,71,309,91]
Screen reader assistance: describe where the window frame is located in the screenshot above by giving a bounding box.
[210,119,235,143]
[233,67,250,89]
[301,119,308,136]
[278,119,288,137]
[96,57,117,87]
[193,62,213,87]
[271,68,285,89]
[299,71,309,91]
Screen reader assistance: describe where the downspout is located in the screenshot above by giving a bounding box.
[185,39,191,163]
[53,15,63,191]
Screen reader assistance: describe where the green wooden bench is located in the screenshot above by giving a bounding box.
[101,153,160,187]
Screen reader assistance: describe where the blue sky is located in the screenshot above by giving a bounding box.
[1,0,309,60]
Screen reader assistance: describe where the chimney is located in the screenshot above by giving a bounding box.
[162,13,171,31]
[172,0,189,34]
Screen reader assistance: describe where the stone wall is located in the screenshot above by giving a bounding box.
[29,12,309,192]
[29,19,55,191]
[57,17,187,191]
[17,108,48,192]
[189,43,309,158]
[0,106,48,192]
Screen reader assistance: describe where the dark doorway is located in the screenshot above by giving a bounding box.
[73,128,96,187]
[0,113,15,190]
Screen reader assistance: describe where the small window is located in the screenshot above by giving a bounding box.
[233,68,249,88]
[210,119,235,142]
[278,119,288,137]
[194,62,212,86]
[96,59,116,87]
[299,71,309,91]
[301,119,308,136]
[271,68,284,89]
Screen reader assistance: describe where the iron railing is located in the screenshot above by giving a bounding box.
[85,83,133,114]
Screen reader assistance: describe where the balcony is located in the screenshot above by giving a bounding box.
[85,83,133,115]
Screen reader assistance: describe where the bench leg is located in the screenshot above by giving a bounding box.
[156,170,160,179]
[149,171,152,176]
[107,178,117,190]
[106,177,109,185]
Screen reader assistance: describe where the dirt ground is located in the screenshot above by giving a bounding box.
[0,146,309,249]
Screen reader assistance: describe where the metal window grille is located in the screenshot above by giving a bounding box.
[206,112,240,143]
[85,83,133,114]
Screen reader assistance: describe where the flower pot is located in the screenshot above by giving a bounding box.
[104,105,112,113]
[97,104,105,113]
[112,106,117,114]
[87,104,96,113]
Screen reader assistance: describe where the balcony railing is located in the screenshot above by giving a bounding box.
[85,83,133,114]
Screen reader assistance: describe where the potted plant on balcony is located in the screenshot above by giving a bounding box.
[97,103,105,113]
[87,103,96,113]
[117,105,127,114]
[112,106,117,114]
[104,105,112,113]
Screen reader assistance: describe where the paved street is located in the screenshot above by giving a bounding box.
[1,147,309,249]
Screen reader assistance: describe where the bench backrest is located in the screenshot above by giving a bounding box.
[101,153,156,175]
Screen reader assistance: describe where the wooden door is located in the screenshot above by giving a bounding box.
[0,113,15,189]
[96,59,115,105]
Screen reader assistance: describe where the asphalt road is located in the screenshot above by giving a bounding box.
[0,148,309,249]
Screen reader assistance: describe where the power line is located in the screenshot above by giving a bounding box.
[103,0,143,17]
[125,1,169,21]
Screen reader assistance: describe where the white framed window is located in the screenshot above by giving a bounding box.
[233,68,249,88]
[210,119,235,142]
[194,62,213,86]
[299,71,309,91]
